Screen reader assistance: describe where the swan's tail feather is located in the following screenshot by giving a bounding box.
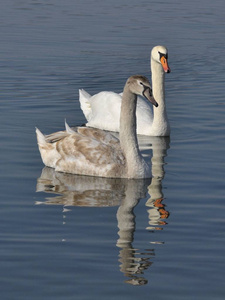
[36,126,70,145]
[79,89,91,99]
[65,120,75,134]
[79,89,92,121]
[36,127,47,147]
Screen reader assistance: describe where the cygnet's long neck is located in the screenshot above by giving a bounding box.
[119,86,146,178]
[151,58,170,135]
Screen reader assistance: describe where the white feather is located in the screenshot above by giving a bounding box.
[79,46,171,136]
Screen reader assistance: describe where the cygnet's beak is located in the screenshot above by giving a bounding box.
[143,87,158,107]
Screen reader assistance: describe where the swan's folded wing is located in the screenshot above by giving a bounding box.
[86,91,122,132]
[44,130,71,143]
[54,129,125,176]
[77,127,120,148]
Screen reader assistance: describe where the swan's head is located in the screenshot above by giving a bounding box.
[151,45,171,73]
[126,75,158,107]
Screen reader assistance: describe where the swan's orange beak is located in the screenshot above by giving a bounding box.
[160,56,171,73]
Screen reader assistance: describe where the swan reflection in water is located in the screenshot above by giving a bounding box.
[36,136,170,285]
[145,136,170,230]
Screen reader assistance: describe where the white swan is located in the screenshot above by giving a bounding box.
[36,75,158,179]
[79,45,171,136]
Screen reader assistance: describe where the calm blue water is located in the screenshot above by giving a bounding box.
[1,0,225,299]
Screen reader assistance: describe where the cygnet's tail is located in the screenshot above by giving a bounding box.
[79,89,92,121]
[36,127,47,148]
[36,126,70,146]
[64,120,73,134]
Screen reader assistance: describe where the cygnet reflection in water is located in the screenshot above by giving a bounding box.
[36,136,170,285]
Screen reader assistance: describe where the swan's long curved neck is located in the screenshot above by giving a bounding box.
[119,87,144,178]
[151,59,169,132]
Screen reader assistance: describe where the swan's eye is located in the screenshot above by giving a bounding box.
[139,81,143,86]
[158,51,168,60]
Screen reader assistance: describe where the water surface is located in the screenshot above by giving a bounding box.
[1,0,225,299]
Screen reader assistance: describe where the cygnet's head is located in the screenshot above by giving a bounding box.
[126,75,158,107]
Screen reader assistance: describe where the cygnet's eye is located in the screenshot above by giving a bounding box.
[139,81,143,86]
